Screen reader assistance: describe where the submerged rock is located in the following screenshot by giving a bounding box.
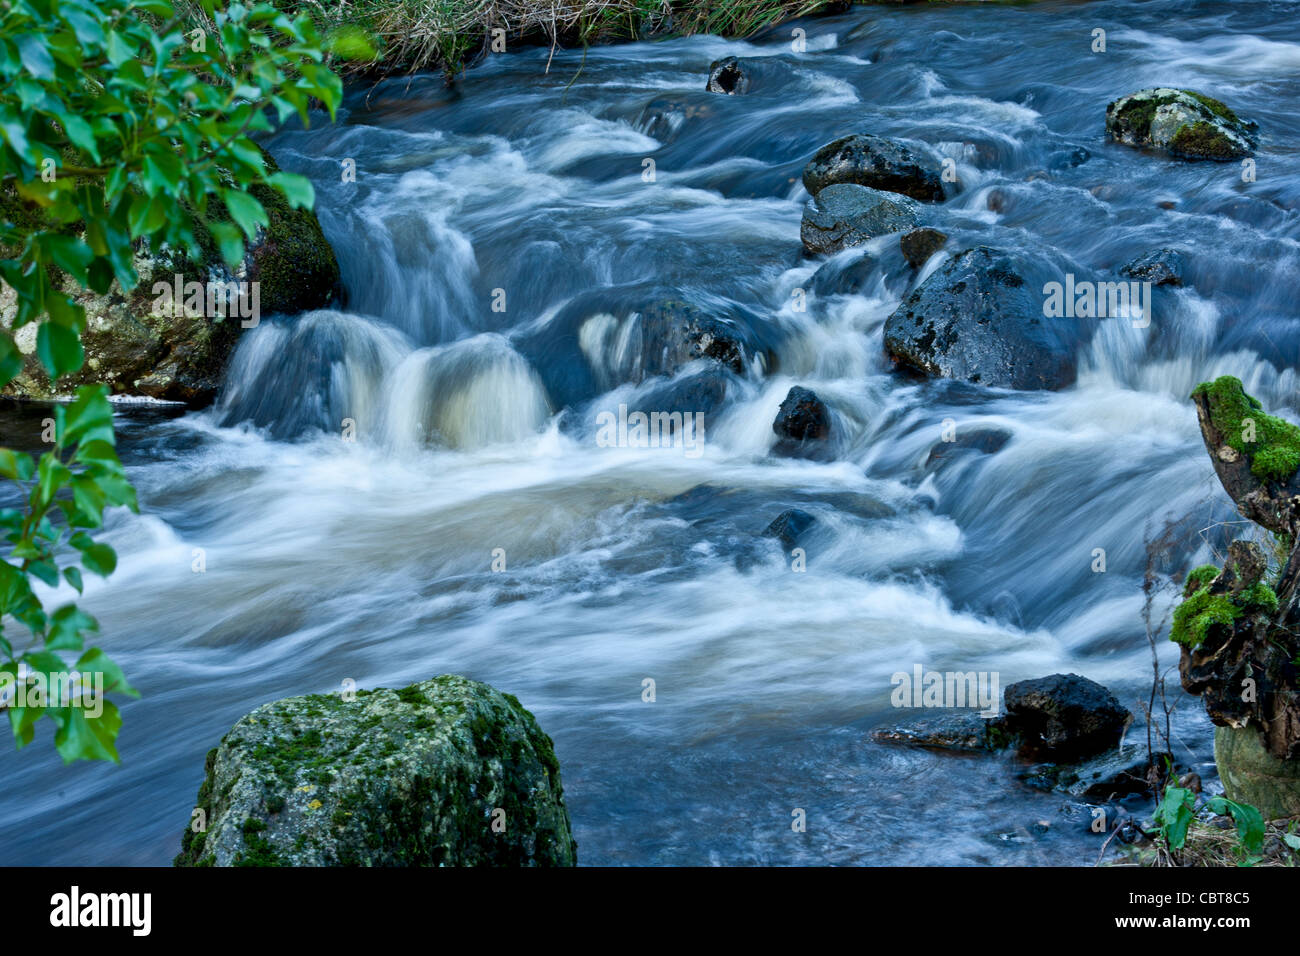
[1,149,340,406]
[802,133,945,201]
[872,713,1013,752]
[763,508,817,549]
[772,385,832,459]
[1019,745,1164,799]
[1121,248,1186,287]
[924,427,1011,468]
[800,184,920,256]
[174,675,576,867]
[882,246,1079,391]
[1105,88,1257,160]
[899,228,948,269]
[1003,673,1130,761]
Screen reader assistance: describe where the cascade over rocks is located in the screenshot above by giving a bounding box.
[512,287,779,410]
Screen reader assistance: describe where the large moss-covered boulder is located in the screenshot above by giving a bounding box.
[1105,88,1257,160]
[1,149,340,406]
[174,675,576,867]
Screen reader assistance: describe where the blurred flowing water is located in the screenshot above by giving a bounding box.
[3,0,1299,866]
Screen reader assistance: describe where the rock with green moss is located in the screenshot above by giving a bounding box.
[174,675,576,867]
[1,149,340,406]
[1214,724,1300,820]
[1105,88,1257,160]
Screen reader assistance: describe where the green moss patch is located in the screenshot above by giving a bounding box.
[1170,120,1238,160]
[1193,376,1300,484]
[1171,588,1241,649]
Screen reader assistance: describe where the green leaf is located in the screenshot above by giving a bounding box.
[222,189,269,240]
[53,699,123,763]
[0,448,34,481]
[36,322,83,380]
[75,647,139,698]
[1206,796,1265,855]
[79,542,117,577]
[266,171,314,210]
[46,603,97,652]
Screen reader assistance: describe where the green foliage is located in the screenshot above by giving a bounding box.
[0,0,353,760]
[1170,586,1240,649]
[1154,785,1197,850]
[1155,786,1267,865]
[1205,795,1265,862]
[1183,563,1220,596]
[1239,580,1279,615]
[1192,376,1300,483]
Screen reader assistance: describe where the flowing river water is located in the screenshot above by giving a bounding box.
[4,0,1300,866]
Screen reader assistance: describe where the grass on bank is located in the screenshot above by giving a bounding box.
[1122,818,1300,867]
[263,0,851,75]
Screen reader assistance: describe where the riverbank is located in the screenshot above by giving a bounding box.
[264,0,850,75]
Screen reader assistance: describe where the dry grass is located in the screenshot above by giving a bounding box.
[1114,817,1300,867]
[282,0,848,75]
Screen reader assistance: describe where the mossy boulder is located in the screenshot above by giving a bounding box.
[174,675,576,867]
[1215,725,1300,820]
[1,149,340,406]
[1105,88,1257,160]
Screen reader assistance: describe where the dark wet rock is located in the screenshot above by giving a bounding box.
[772,386,831,459]
[872,712,1015,752]
[763,508,817,548]
[2,149,340,407]
[636,96,714,142]
[882,246,1080,391]
[899,228,948,269]
[638,298,751,376]
[809,252,882,296]
[1003,673,1130,761]
[802,133,945,201]
[925,427,1011,468]
[174,675,575,867]
[626,367,733,436]
[706,56,750,95]
[1105,88,1257,160]
[800,184,920,256]
[1121,248,1185,287]
[1020,745,1164,798]
[1047,145,1090,170]
[512,287,780,409]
